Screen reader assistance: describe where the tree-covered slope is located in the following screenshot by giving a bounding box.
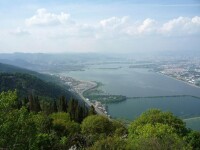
[0,73,72,100]
[0,62,78,100]
[0,62,61,83]
[0,91,200,149]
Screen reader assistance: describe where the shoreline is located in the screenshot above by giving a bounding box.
[183,116,200,121]
[128,95,200,99]
[58,73,200,122]
[157,72,200,89]
[59,75,108,116]
[78,80,98,95]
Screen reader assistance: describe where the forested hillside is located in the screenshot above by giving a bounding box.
[0,62,58,82]
[0,91,200,149]
[0,62,83,101]
[0,73,72,100]
[0,62,89,115]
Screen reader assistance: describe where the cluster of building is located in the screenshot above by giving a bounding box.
[59,75,97,94]
[158,59,200,86]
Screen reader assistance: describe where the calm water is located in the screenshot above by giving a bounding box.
[107,96,200,120]
[61,64,200,129]
[64,65,200,97]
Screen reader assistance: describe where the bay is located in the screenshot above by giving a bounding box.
[60,64,200,130]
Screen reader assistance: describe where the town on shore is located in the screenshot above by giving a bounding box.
[130,56,200,88]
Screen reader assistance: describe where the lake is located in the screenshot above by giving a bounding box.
[107,96,200,120]
[60,64,200,130]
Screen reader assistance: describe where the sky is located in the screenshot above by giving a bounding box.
[0,0,200,53]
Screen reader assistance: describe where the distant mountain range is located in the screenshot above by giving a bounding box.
[0,53,113,72]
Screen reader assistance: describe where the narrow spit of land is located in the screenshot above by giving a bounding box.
[59,75,108,116]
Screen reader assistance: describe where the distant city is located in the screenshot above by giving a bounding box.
[129,56,200,87]
[156,58,200,87]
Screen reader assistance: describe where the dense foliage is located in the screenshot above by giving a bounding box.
[0,91,200,149]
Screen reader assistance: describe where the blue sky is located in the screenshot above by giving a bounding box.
[0,0,200,53]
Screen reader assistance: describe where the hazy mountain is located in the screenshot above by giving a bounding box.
[0,63,75,100]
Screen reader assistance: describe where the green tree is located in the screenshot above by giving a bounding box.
[81,115,113,136]
[34,96,41,112]
[53,100,58,112]
[88,105,96,116]
[68,98,78,120]
[81,115,113,146]
[83,103,89,118]
[22,96,29,106]
[75,105,84,123]
[128,123,190,150]
[129,109,188,136]
[0,91,37,149]
[32,133,54,150]
[49,112,81,149]
[29,94,34,111]
[88,136,127,150]
[128,109,192,150]
[112,120,128,137]
[0,90,17,111]
[184,130,200,150]
[33,112,53,134]
[58,96,67,112]
[50,112,80,137]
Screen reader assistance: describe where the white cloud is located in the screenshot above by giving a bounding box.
[98,17,158,37]
[137,18,156,34]
[10,28,30,36]
[192,16,200,25]
[21,10,200,53]
[123,18,157,36]
[95,16,130,39]
[26,8,73,26]
[160,16,200,35]
[25,9,200,39]
[100,16,129,29]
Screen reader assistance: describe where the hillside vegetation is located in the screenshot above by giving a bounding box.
[0,73,72,100]
[0,62,83,102]
[0,91,200,149]
[0,62,58,82]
